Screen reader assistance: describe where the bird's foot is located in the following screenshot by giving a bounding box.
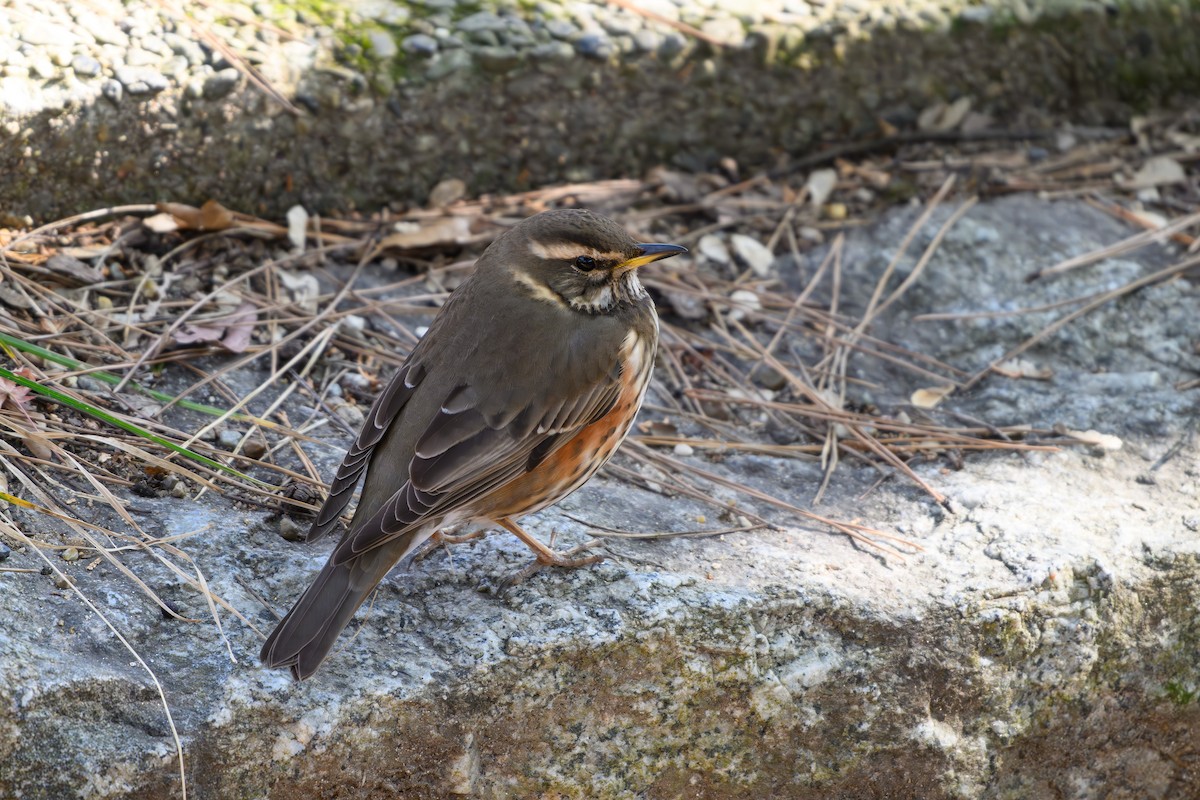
[496,517,606,587]
[412,527,488,562]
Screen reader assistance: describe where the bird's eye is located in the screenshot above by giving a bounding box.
[574,255,598,271]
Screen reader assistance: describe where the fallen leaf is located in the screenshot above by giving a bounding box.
[0,368,36,410]
[376,216,473,251]
[729,234,774,278]
[805,168,837,209]
[142,212,180,233]
[154,199,237,231]
[1064,428,1123,451]
[726,289,762,321]
[911,385,955,409]
[697,234,731,265]
[174,302,258,353]
[277,269,320,314]
[45,253,103,285]
[918,97,972,132]
[1119,156,1186,190]
[286,205,308,251]
[993,358,1053,380]
[429,178,467,208]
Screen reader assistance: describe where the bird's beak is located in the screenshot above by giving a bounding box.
[615,243,688,276]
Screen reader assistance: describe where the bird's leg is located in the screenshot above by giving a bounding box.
[496,517,605,569]
[412,526,488,562]
[439,527,489,545]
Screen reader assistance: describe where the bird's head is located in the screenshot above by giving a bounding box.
[492,209,686,314]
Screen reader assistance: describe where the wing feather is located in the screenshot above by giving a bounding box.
[306,362,426,541]
[330,363,623,563]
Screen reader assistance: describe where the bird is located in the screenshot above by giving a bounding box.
[261,209,687,680]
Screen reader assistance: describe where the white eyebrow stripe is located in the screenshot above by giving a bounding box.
[512,270,567,306]
[528,240,626,263]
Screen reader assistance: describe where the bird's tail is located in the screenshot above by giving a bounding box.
[260,537,420,680]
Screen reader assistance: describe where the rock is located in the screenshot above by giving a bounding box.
[163,32,207,65]
[278,515,305,541]
[574,33,614,60]
[426,48,471,79]
[0,77,40,114]
[3,197,1200,799]
[202,68,240,99]
[100,78,123,104]
[217,430,242,449]
[456,11,507,34]
[14,22,75,48]
[632,29,663,52]
[366,29,398,59]
[114,66,168,95]
[544,19,578,40]
[530,42,575,62]
[701,17,747,46]
[401,34,438,56]
[474,46,520,74]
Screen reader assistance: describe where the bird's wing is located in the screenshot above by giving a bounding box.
[330,314,634,563]
[305,361,426,541]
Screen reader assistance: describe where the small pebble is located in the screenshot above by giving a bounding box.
[0,541,11,561]
[402,34,438,57]
[61,547,80,562]
[673,443,695,457]
[334,401,365,427]
[70,54,102,78]
[170,482,189,499]
[202,68,240,99]
[727,289,761,321]
[279,516,305,542]
[243,438,268,459]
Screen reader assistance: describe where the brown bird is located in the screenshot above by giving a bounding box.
[261,209,686,679]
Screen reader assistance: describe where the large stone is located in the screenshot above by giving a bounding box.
[1,197,1198,798]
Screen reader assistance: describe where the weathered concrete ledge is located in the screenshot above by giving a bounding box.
[1,0,1199,223]
[1,196,1198,798]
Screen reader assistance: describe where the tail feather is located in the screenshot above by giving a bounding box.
[261,533,426,680]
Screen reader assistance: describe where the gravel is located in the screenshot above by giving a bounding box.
[0,0,1144,122]
[0,0,1195,222]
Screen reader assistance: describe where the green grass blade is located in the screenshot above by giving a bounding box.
[0,366,265,486]
[0,330,280,427]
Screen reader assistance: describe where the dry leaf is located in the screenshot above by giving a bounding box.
[174,302,258,353]
[286,205,308,251]
[277,269,320,314]
[377,216,473,251]
[429,178,467,208]
[44,253,103,285]
[911,385,955,409]
[0,368,36,410]
[1120,156,1186,190]
[729,234,773,278]
[805,168,837,209]
[993,359,1054,380]
[1064,429,1123,451]
[142,212,180,233]
[154,199,237,232]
